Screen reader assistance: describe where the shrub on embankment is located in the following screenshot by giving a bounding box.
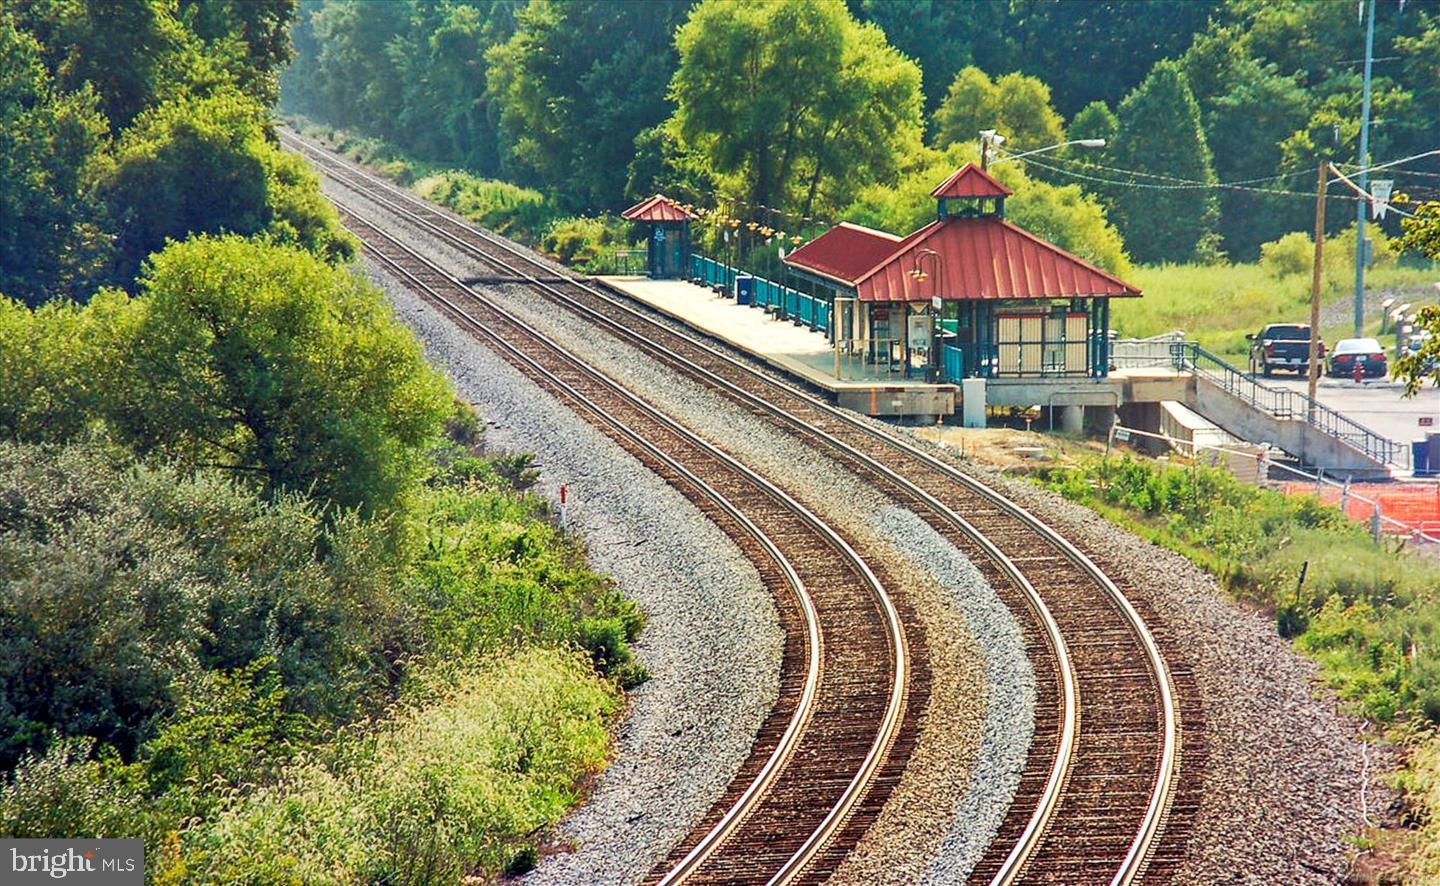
[0,233,643,879]
[1034,455,1440,726]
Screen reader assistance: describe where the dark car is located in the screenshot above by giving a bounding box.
[1327,337,1388,378]
[1248,323,1324,377]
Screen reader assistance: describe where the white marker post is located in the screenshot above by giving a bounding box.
[559,483,568,529]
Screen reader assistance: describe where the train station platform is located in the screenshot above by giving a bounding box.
[596,276,955,419]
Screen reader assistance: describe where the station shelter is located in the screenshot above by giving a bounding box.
[622,194,696,279]
[782,164,1140,381]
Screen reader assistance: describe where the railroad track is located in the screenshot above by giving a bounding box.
[286,130,1203,883]
[331,201,913,883]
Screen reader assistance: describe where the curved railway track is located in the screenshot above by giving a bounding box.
[334,202,913,884]
[286,130,1204,883]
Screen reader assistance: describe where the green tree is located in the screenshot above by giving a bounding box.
[845,0,1006,114]
[0,14,112,304]
[108,236,452,516]
[177,0,297,108]
[1179,28,1311,258]
[1000,0,1220,116]
[1110,60,1219,263]
[105,89,352,282]
[668,0,921,218]
[307,0,411,137]
[1069,100,1118,145]
[932,66,1066,157]
[0,292,135,441]
[486,0,689,210]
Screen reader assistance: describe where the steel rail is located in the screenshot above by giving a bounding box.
[291,133,1180,882]
[329,196,909,884]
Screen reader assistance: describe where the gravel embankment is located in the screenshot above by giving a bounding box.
[898,429,1398,884]
[363,262,784,883]
[869,506,1034,884]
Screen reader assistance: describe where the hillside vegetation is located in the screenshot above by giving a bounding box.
[1,2,640,879]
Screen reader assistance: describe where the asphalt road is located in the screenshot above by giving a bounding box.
[1260,370,1440,445]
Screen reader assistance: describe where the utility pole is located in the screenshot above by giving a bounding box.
[1353,0,1376,337]
[1308,161,1328,410]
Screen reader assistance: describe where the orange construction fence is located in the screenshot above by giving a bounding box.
[1279,481,1440,537]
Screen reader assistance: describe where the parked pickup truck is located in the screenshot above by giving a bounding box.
[1247,323,1324,376]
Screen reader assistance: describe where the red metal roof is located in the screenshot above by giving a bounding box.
[786,215,1140,302]
[622,194,696,223]
[930,163,1013,199]
[780,222,902,286]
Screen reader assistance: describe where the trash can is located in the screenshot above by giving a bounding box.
[735,275,754,305]
[1414,439,1433,477]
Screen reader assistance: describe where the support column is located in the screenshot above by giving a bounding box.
[1061,404,1084,434]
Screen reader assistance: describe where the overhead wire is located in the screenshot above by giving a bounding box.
[1011,153,1371,202]
[995,147,1317,189]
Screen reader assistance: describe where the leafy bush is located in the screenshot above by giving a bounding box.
[414,172,561,242]
[541,216,632,270]
[1258,230,1313,277]
[158,648,617,884]
[0,441,419,767]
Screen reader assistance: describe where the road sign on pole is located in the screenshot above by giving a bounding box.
[1371,179,1393,219]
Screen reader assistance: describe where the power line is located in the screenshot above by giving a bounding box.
[998,147,1316,190]
[1015,153,1372,202]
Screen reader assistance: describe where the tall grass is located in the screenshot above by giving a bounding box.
[161,649,614,884]
[1114,227,1437,363]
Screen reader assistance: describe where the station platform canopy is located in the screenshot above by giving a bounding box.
[783,163,1140,303]
[621,194,698,223]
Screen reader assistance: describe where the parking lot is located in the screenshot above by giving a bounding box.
[1263,371,1440,446]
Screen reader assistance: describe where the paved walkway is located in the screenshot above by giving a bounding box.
[598,276,942,392]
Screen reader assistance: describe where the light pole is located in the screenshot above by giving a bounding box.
[978,130,1006,170]
[1354,0,1377,337]
[909,248,944,381]
[989,138,1107,165]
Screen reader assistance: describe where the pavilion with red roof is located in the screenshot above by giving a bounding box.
[783,163,1140,380]
[622,194,697,279]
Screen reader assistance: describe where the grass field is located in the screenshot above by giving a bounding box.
[1114,245,1438,365]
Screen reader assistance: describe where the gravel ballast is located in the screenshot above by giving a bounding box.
[365,262,784,883]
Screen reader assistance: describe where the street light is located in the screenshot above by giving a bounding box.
[984,136,1107,169]
[909,248,944,381]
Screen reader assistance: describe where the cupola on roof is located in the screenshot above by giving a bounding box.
[929,163,1014,199]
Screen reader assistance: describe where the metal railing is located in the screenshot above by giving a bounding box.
[690,254,831,335]
[1110,339,1411,470]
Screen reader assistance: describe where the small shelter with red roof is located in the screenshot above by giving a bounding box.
[622,194,697,279]
[783,163,1140,380]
